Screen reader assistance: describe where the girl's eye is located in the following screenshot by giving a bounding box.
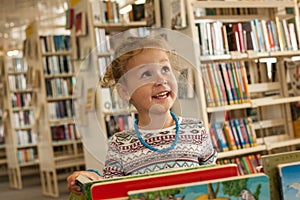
[162,66,171,73]
[141,71,152,78]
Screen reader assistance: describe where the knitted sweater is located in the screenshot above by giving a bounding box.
[103,117,218,178]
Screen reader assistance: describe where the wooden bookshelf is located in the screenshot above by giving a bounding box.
[69,0,162,171]
[0,56,8,178]
[2,54,39,189]
[24,21,85,197]
[161,0,300,177]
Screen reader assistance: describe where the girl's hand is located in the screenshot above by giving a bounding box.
[67,171,101,195]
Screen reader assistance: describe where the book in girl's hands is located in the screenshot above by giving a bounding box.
[128,173,270,200]
[278,161,300,200]
[90,164,239,200]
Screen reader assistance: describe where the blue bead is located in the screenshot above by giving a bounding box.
[134,111,179,153]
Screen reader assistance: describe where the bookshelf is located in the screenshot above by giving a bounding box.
[0,55,8,178]
[2,53,39,189]
[24,21,85,197]
[161,0,300,174]
[69,0,162,171]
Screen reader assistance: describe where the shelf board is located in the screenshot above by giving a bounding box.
[49,117,74,126]
[218,145,267,159]
[0,144,6,149]
[8,71,27,75]
[206,103,251,113]
[42,51,71,57]
[98,51,113,57]
[192,1,295,8]
[248,82,280,93]
[195,14,269,23]
[44,73,75,79]
[12,106,34,112]
[252,119,285,130]
[19,160,39,167]
[10,88,33,93]
[47,96,73,101]
[55,157,85,169]
[263,135,300,150]
[15,125,33,130]
[54,154,84,162]
[17,143,38,149]
[251,96,300,107]
[199,50,300,61]
[94,21,147,32]
[52,140,77,146]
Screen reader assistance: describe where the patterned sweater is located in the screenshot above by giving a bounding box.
[102,117,218,178]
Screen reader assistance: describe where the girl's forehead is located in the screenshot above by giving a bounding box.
[126,49,170,69]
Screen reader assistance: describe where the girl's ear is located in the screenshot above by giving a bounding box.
[116,83,130,101]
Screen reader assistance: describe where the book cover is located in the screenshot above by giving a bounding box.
[88,164,238,200]
[262,150,300,200]
[128,173,270,200]
[278,161,300,200]
[75,12,87,37]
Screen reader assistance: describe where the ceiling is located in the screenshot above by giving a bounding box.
[0,0,68,50]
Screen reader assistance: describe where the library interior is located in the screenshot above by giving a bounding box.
[0,0,300,199]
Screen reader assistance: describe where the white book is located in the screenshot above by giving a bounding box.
[288,23,298,51]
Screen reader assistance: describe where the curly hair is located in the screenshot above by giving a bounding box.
[101,36,173,87]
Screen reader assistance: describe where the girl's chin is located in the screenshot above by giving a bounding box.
[148,104,172,114]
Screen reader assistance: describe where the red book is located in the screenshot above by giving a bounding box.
[90,164,239,200]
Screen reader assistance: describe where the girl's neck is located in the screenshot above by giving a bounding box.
[137,111,174,130]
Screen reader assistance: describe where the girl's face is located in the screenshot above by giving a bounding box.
[120,49,178,115]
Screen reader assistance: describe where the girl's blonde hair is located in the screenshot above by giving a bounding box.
[101,36,172,87]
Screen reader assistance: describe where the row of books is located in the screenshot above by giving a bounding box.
[51,124,79,142]
[101,87,131,112]
[13,110,34,128]
[45,77,75,98]
[194,7,263,18]
[40,35,71,53]
[42,55,73,75]
[217,154,262,175]
[7,57,28,72]
[17,148,36,164]
[105,114,136,138]
[16,130,37,146]
[209,118,257,152]
[196,18,299,56]
[200,61,250,107]
[47,100,74,120]
[90,0,120,24]
[11,93,32,108]
[98,56,113,77]
[94,28,111,54]
[8,74,27,91]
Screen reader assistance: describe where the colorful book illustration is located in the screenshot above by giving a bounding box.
[262,150,300,200]
[278,161,300,200]
[128,173,270,200]
[88,164,239,200]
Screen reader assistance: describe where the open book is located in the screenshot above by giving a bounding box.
[70,164,239,200]
[128,173,270,200]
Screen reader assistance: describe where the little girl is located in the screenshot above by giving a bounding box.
[67,35,217,195]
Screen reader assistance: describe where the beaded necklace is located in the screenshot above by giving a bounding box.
[134,111,179,153]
